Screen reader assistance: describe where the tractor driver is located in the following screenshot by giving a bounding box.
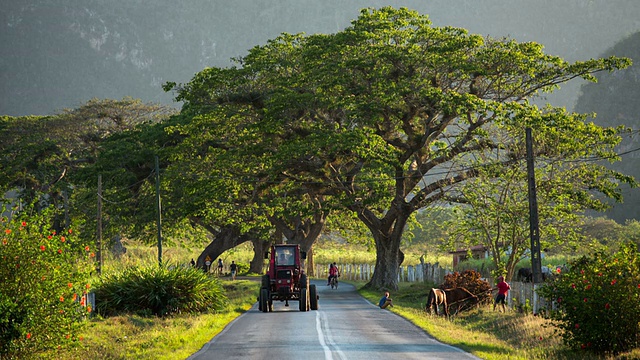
[277,249,292,265]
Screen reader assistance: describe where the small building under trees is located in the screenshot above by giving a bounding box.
[450,245,489,267]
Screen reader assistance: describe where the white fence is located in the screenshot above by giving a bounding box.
[315,262,549,311]
[315,262,453,284]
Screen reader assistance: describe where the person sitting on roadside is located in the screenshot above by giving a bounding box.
[379,291,393,309]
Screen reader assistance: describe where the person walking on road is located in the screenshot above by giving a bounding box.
[217,258,223,276]
[379,291,393,309]
[230,261,237,280]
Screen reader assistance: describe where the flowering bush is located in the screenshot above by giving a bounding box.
[538,243,640,354]
[0,211,92,359]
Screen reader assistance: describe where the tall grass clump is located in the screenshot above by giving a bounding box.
[94,264,227,317]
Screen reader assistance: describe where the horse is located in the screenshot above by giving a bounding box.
[517,267,551,283]
[425,288,448,316]
[443,287,479,314]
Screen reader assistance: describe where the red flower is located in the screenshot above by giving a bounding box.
[57,249,62,254]
[47,235,52,240]
[90,252,95,258]
[68,282,73,288]
[583,298,588,302]
[4,229,11,235]
[68,229,72,234]
[84,246,90,251]
[40,245,46,251]
[575,323,580,329]
[60,236,66,243]
[21,222,27,227]
[580,269,585,274]
[59,296,64,302]
[556,268,561,274]
[72,293,78,301]
[611,279,617,285]
[87,306,92,313]
[605,303,610,310]
[85,283,91,290]
[571,283,576,289]
[585,284,591,290]
[539,336,543,340]
[26,333,31,339]
[2,239,7,245]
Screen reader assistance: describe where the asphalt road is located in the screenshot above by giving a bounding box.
[188,279,480,360]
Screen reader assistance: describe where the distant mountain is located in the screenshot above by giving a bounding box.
[2,0,640,117]
[575,31,640,223]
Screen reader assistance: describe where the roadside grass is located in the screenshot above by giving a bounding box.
[42,279,259,360]
[357,281,640,360]
[39,243,639,359]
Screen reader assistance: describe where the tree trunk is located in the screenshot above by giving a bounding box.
[359,205,411,291]
[270,210,328,276]
[306,246,315,276]
[195,225,253,271]
[249,238,269,274]
[367,234,402,290]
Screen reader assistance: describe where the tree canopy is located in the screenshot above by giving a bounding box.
[164,7,632,289]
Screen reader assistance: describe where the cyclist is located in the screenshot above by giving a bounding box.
[328,262,340,286]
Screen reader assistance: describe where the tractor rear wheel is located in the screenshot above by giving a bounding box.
[299,288,309,311]
[309,284,318,310]
[299,274,308,289]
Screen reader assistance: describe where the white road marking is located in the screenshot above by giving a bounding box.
[316,310,333,360]
[316,310,347,360]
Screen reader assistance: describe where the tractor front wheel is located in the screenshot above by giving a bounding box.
[309,284,319,310]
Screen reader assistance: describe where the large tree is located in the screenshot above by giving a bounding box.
[168,7,631,290]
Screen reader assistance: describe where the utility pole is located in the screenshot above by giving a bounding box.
[97,175,103,275]
[526,128,543,284]
[155,156,163,267]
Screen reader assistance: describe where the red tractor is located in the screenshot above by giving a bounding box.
[258,244,319,312]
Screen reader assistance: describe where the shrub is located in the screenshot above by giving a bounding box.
[94,264,227,317]
[538,242,640,354]
[0,211,92,359]
[441,270,492,302]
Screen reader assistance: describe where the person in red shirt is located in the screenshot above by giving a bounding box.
[493,276,511,313]
[327,262,339,286]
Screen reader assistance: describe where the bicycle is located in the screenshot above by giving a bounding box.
[330,275,339,289]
